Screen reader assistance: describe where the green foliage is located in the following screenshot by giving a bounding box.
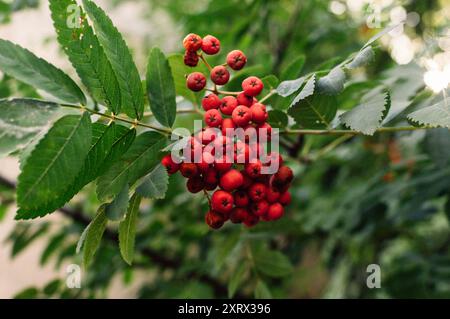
[0,39,85,104]
[105,184,129,221]
[288,93,337,129]
[254,280,272,299]
[81,206,107,268]
[146,47,177,127]
[119,193,142,265]
[317,67,346,95]
[408,99,450,128]
[252,246,293,278]
[136,164,169,199]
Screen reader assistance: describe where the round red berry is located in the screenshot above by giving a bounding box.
[250,103,268,124]
[205,210,225,229]
[234,141,250,163]
[266,188,280,204]
[234,190,249,207]
[201,35,220,55]
[251,200,269,217]
[244,160,262,178]
[219,169,244,191]
[257,122,273,141]
[221,118,236,136]
[243,214,259,227]
[214,155,233,172]
[197,127,218,145]
[187,72,206,92]
[230,207,248,224]
[236,92,254,107]
[242,76,264,97]
[211,190,234,214]
[202,93,221,111]
[161,154,180,174]
[279,191,291,206]
[183,33,202,52]
[184,50,199,67]
[248,183,267,202]
[226,50,247,70]
[232,105,252,127]
[267,203,284,220]
[187,176,204,193]
[180,162,198,178]
[210,66,230,85]
[270,166,294,191]
[241,173,253,189]
[204,109,222,127]
[220,96,238,115]
[197,152,214,173]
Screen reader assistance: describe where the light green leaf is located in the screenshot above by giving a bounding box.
[252,248,294,278]
[346,46,375,69]
[146,47,177,127]
[82,0,144,119]
[16,113,92,219]
[425,128,450,168]
[105,184,129,221]
[82,205,107,268]
[407,99,450,129]
[119,193,142,265]
[280,55,305,81]
[288,93,337,129]
[276,76,306,97]
[260,75,279,99]
[317,67,346,95]
[40,233,65,266]
[0,39,85,104]
[136,164,169,199]
[290,74,316,106]
[363,22,404,48]
[254,280,272,299]
[340,89,391,135]
[228,263,247,298]
[49,0,121,113]
[0,99,61,158]
[96,131,166,202]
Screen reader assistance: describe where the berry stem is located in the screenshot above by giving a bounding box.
[203,189,212,206]
[258,89,276,104]
[199,53,213,71]
[205,88,240,96]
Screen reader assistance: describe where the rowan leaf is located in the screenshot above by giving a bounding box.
[16,113,92,219]
[82,205,107,268]
[0,39,85,104]
[290,74,316,106]
[280,55,305,81]
[82,0,144,119]
[254,280,272,299]
[49,0,121,113]
[276,76,306,97]
[317,66,346,95]
[346,46,375,69]
[407,99,450,129]
[252,248,293,278]
[119,193,142,265]
[146,47,177,127]
[288,93,337,129]
[136,164,169,199]
[105,184,129,221]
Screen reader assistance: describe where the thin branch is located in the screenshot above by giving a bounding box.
[283,126,428,135]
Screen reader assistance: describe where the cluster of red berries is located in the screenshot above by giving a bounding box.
[161,34,294,230]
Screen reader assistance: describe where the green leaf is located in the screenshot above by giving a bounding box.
[425,128,450,168]
[288,93,337,129]
[136,164,169,199]
[317,66,346,95]
[0,99,61,158]
[280,55,305,81]
[276,76,306,97]
[16,113,92,219]
[105,184,129,221]
[228,263,247,298]
[407,99,450,129]
[40,233,65,266]
[82,0,144,119]
[146,47,177,127]
[253,249,293,278]
[346,46,375,69]
[96,131,167,202]
[119,193,142,265]
[340,89,391,135]
[14,287,39,299]
[0,39,85,104]
[363,22,404,48]
[254,280,272,299]
[82,205,107,268]
[268,110,288,128]
[290,74,316,106]
[260,75,279,98]
[49,0,121,114]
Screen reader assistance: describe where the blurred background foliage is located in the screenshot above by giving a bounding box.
[1,0,450,298]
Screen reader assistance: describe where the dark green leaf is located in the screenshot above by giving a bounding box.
[254,280,272,298]
[146,47,177,127]
[228,263,247,298]
[105,184,129,221]
[82,0,144,119]
[40,233,66,265]
[268,110,288,128]
[119,193,142,265]
[43,279,61,296]
[14,287,39,299]
[49,0,121,113]
[288,93,337,129]
[280,55,305,81]
[0,99,61,158]
[16,113,92,219]
[82,205,107,268]
[253,249,293,278]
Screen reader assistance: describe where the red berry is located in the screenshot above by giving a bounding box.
[187,176,204,193]
[266,188,280,204]
[263,152,283,167]
[204,109,222,127]
[203,168,218,185]
[234,141,250,163]
[161,154,180,174]
[241,172,253,189]
[232,105,252,127]
[220,169,244,191]
[184,136,203,161]
[267,203,284,220]
[221,118,236,136]
[270,166,294,191]
[197,152,214,173]
[214,155,233,172]
[251,200,269,217]
[183,33,202,51]
[184,50,199,67]
[180,162,198,178]
[210,65,230,85]
[220,96,238,115]
[205,210,225,229]
[242,76,264,97]
[248,183,267,202]
[257,122,272,141]
[201,35,220,55]
[243,214,259,227]
[244,160,262,178]
[230,207,248,224]
[202,93,221,111]
[197,127,218,145]
[250,103,268,124]
[187,72,206,91]
[226,50,247,70]
[236,92,254,107]
[211,190,234,214]
[279,191,291,206]
[234,190,249,207]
